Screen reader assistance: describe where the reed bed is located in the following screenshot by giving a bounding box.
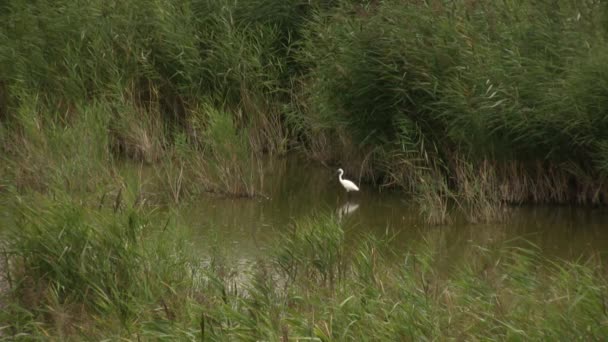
[299,0,608,219]
[2,1,608,215]
[1,203,607,340]
[2,2,607,338]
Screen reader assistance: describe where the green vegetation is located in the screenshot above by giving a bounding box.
[1,194,198,339]
[1,202,607,339]
[2,0,608,221]
[2,1,608,338]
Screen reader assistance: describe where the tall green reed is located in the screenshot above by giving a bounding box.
[298,0,608,216]
[2,206,607,339]
[1,191,198,338]
[3,0,608,215]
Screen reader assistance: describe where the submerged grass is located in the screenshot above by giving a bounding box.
[1,201,607,340]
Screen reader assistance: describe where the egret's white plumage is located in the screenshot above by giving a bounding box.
[337,168,359,192]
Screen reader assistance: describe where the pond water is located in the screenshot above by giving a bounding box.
[180,158,608,263]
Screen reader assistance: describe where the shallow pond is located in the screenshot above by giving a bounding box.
[179,158,608,265]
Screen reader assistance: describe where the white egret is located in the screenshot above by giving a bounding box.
[337,168,359,193]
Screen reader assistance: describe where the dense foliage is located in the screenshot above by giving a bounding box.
[2,2,608,337]
[3,0,608,214]
[1,200,607,340]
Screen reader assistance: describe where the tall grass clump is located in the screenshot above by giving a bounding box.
[275,213,346,288]
[0,96,113,193]
[191,103,264,198]
[1,193,199,338]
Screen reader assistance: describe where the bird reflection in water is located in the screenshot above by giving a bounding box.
[337,201,360,220]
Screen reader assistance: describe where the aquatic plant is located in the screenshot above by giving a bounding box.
[274,213,346,288]
[3,0,608,216]
[1,201,607,340]
[299,0,608,212]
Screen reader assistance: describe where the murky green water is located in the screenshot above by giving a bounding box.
[180,158,608,263]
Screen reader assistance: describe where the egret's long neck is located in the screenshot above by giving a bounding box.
[338,171,343,181]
